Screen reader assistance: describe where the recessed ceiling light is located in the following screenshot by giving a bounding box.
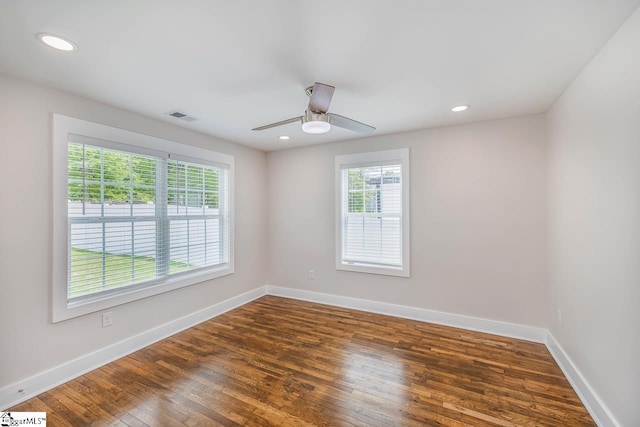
[279,136,290,140]
[451,105,469,112]
[37,33,78,52]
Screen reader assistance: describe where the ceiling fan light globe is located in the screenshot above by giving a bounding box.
[302,120,331,134]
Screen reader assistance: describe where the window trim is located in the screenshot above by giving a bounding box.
[52,114,234,322]
[335,148,410,277]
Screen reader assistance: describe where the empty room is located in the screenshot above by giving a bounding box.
[0,1,638,426]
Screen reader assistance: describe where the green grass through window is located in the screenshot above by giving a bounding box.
[69,248,192,298]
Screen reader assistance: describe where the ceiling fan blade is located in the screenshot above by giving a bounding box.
[252,116,302,131]
[328,113,376,133]
[308,82,335,113]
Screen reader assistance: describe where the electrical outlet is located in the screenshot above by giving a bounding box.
[557,309,562,325]
[102,311,113,328]
[308,270,315,280]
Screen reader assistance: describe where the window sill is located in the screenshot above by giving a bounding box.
[336,262,409,278]
[52,265,234,323]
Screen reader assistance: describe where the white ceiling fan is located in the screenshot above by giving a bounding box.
[252,82,375,135]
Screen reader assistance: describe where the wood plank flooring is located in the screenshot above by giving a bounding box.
[10,296,595,426]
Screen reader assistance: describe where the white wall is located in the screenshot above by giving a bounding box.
[0,74,267,388]
[267,115,548,327]
[547,7,640,427]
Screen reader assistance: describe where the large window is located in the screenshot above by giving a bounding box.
[53,115,234,322]
[335,149,410,277]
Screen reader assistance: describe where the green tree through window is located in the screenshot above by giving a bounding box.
[67,143,156,204]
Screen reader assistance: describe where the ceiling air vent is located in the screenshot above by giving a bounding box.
[167,110,197,122]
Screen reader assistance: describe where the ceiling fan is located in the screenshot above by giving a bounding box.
[252,82,375,135]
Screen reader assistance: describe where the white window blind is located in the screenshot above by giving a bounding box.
[342,164,402,267]
[67,141,230,303]
[335,149,410,277]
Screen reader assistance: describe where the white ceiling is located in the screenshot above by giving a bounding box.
[0,1,638,151]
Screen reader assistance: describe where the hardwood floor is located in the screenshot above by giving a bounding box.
[10,296,595,426]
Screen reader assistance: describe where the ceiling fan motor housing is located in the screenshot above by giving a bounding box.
[302,110,331,134]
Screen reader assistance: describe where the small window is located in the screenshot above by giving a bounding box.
[53,115,234,321]
[335,149,410,277]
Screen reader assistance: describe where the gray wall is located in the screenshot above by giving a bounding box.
[547,7,640,426]
[0,74,268,387]
[267,115,548,327]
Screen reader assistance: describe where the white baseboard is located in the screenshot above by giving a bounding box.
[545,332,619,427]
[266,285,547,343]
[0,286,266,411]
